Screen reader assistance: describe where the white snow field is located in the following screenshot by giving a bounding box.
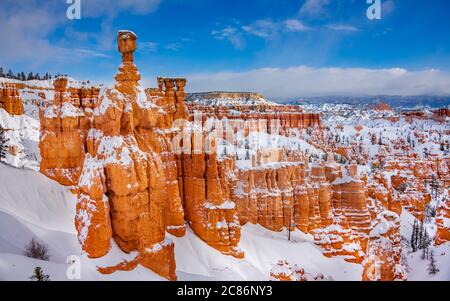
[0,162,363,281]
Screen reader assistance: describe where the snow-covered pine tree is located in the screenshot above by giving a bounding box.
[427,251,439,275]
[418,220,425,248]
[421,241,429,260]
[0,126,9,161]
[29,267,50,281]
[410,219,419,252]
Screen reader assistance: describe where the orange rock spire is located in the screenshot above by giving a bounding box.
[115,30,141,96]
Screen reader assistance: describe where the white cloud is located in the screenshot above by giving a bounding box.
[242,20,280,39]
[213,17,310,48]
[186,66,450,98]
[284,19,310,32]
[326,24,359,32]
[211,26,246,49]
[165,43,182,51]
[0,0,162,65]
[299,0,331,18]
[138,41,159,53]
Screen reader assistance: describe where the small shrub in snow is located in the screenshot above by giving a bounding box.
[24,238,50,261]
[29,267,50,281]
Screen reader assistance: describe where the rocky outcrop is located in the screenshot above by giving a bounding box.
[179,132,243,258]
[330,164,372,250]
[362,211,406,281]
[436,191,450,245]
[74,30,185,280]
[39,78,96,185]
[269,260,331,281]
[0,83,23,115]
[186,92,321,134]
[233,162,328,233]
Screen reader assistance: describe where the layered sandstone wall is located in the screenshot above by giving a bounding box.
[436,191,450,245]
[362,211,406,281]
[0,83,23,115]
[39,78,98,185]
[177,131,243,258]
[232,159,370,263]
[188,108,321,134]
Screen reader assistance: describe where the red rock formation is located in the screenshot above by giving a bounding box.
[74,30,186,280]
[179,131,243,258]
[233,162,326,233]
[39,78,91,186]
[270,260,331,281]
[330,164,372,251]
[186,97,321,135]
[0,83,24,115]
[371,103,392,112]
[362,211,406,281]
[436,191,450,245]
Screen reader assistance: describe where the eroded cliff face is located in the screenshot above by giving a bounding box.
[39,78,98,185]
[436,191,450,245]
[269,260,331,281]
[232,159,372,263]
[362,211,406,281]
[0,83,24,115]
[180,144,243,258]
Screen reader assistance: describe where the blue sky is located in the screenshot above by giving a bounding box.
[1,0,450,98]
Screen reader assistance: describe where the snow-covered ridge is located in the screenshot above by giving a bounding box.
[186,91,279,107]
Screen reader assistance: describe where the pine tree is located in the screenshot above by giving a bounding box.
[0,67,4,77]
[29,267,50,281]
[421,243,428,260]
[418,220,425,248]
[0,126,9,161]
[428,251,439,275]
[410,219,419,252]
[7,69,14,78]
